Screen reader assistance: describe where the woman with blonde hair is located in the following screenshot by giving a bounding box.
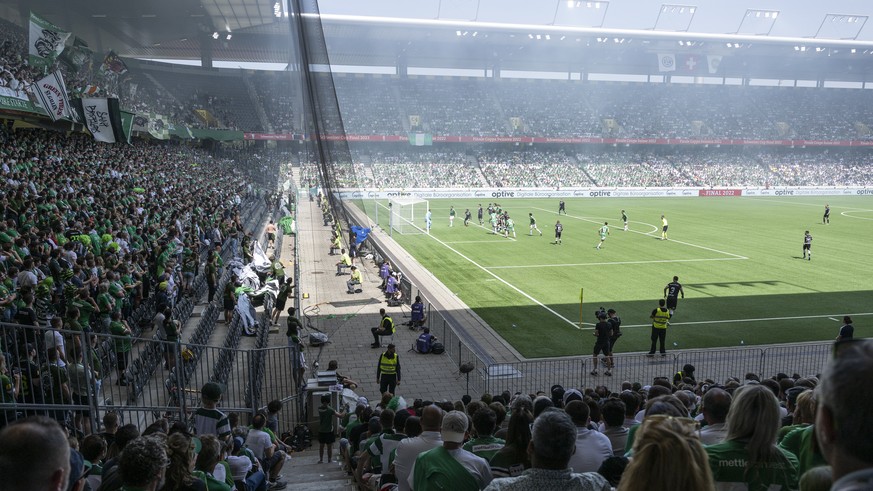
[618,414,714,491]
[707,384,800,490]
[161,432,205,491]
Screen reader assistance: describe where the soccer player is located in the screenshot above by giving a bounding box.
[803,231,812,260]
[554,220,563,244]
[823,204,830,224]
[661,215,669,240]
[596,222,609,250]
[663,276,684,315]
[558,200,566,215]
[489,211,498,234]
[477,204,484,225]
[425,209,432,233]
[463,208,472,227]
[505,216,516,238]
[528,213,542,236]
[621,210,628,231]
[449,206,456,227]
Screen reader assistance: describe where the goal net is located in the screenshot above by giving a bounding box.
[389,197,429,235]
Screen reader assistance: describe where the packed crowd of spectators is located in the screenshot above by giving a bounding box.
[478,150,591,188]
[7,343,867,491]
[0,125,272,435]
[325,147,873,189]
[335,76,405,136]
[317,340,868,491]
[255,72,297,133]
[370,150,482,188]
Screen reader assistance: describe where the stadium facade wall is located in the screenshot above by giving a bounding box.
[334,187,873,200]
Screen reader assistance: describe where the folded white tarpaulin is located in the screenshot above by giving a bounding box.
[236,294,258,335]
[253,241,271,273]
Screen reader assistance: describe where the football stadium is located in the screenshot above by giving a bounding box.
[0,1,872,489]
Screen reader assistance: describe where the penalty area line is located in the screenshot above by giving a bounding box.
[422,230,580,330]
[487,257,746,269]
[532,207,747,260]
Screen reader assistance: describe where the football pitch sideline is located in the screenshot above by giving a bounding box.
[364,196,873,358]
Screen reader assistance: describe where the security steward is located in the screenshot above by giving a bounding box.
[371,308,395,348]
[647,299,672,357]
[377,343,401,395]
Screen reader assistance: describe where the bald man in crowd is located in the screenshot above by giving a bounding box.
[0,416,71,491]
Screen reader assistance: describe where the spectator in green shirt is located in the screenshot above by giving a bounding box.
[109,311,132,386]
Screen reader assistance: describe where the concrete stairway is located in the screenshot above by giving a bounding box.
[285,449,356,490]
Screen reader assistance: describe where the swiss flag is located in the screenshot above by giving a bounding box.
[681,55,700,72]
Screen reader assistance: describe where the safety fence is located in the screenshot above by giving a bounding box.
[0,321,304,436]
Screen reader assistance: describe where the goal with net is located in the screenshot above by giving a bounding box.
[388,197,429,235]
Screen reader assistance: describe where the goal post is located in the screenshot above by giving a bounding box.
[389,197,429,235]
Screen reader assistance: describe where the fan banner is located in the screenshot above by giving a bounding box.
[28,12,71,69]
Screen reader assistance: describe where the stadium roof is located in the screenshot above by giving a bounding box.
[5,0,873,79]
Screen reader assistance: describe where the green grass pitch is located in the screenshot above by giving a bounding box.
[362,196,873,358]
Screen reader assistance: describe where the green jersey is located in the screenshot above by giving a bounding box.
[529,215,536,225]
[621,211,628,222]
[706,439,799,491]
[599,225,609,238]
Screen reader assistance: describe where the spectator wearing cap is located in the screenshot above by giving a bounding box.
[699,387,731,445]
[781,386,808,427]
[227,435,267,491]
[119,435,169,491]
[194,382,231,440]
[410,410,493,490]
[817,340,873,489]
[395,405,445,491]
[0,416,71,491]
[486,408,610,491]
[565,400,612,473]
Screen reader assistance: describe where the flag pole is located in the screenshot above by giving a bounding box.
[579,288,584,327]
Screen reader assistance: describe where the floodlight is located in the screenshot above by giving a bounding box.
[545,34,551,40]
[226,34,232,40]
[212,32,219,39]
[456,30,462,36]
